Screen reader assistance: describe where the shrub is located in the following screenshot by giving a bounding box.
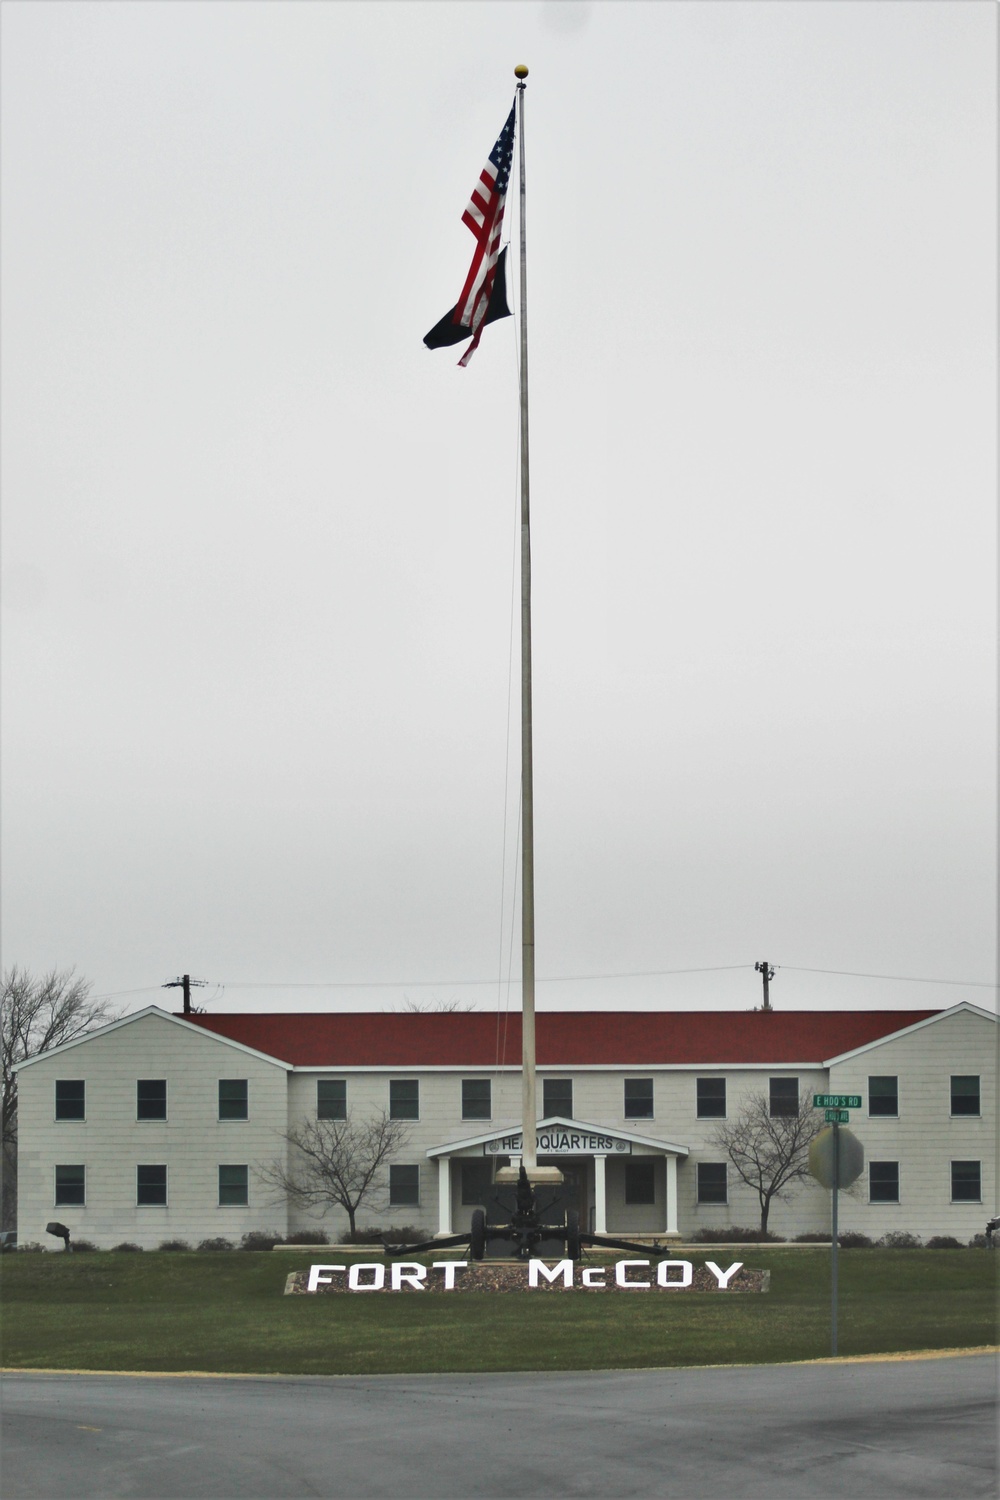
[112,1242,144,1252]
[688,1226,786,1243]
[877,1230,922,1249]
[69,1240,99,1253]
[837,1232,873,1248]
[793,1232,832,1242]
[158,1239,191,1252]
[240,1230,282,1252]
[378,1226,428,1246]
[336,1227,384,1245]
[281,1229,329,1246]
[17,1242,46,1253]
[196,1237,235,1252]
[926,1235,963,1250]
[968,1233,990,1249]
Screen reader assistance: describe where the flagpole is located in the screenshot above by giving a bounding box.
[514,65,538,1178]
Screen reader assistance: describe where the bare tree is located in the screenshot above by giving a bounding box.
[257,1112,411,1235]
[1,966,121,1228]
[390,998,478,1013]
[711,1089,822,1233]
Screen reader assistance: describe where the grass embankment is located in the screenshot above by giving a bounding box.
[1,1249,995,1376]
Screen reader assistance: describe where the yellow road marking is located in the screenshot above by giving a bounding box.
[1,1346,996,1379]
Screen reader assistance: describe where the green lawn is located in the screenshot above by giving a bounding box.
[1,1249,995,1376]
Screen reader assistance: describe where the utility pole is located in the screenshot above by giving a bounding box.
[162,974,208,1016]
[754,960,775,1011]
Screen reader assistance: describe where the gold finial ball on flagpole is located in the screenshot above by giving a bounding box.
[514,65,529,79]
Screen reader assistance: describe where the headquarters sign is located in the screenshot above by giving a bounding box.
[483,1129,631,1155]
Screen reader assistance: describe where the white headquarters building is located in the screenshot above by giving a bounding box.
[13,1002,996,1248]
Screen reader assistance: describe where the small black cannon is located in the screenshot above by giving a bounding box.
[384,1163,668,1261]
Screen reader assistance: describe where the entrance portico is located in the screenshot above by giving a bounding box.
[427,1117,688,1238]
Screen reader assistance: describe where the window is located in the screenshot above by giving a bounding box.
[869,1161,899,1203]
[543,1079,573,1118]
[317,1080,347,1120]
[218,1079,248,1120]
[461,1160,494,1206]
[697,1162,728,1205]
[389,1079,419,1120]
[218,1165,249,1207]
[769,1078,799,1117]
[696,1078,727,1119]
[868,1076,898,1118]
[624,1160,656,1205]
[951,1076,980,1117]
[54,1165,85,1207]
[951,1161,981,1203]
[137,1079,167,1121]
[55,1080,85,1121]
[624,1079,654,1120]
[389,1164,420,1207]
[462,1078,492,1120]
[137,1165,167,1206]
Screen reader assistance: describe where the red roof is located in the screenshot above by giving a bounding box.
[178,1009,939,1067]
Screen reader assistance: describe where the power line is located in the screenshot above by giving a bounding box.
[95,964,995,1003]
[217,965,753,990]
[779,965,994,989]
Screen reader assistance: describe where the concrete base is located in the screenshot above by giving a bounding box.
[493,1164,564,1185]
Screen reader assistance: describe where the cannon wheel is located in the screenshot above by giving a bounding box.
[566,1209,581,1261]
[470,1209,487,1260]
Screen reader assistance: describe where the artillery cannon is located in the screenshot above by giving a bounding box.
[383,1163,670,1261]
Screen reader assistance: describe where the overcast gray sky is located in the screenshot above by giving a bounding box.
[2,1,995,1019]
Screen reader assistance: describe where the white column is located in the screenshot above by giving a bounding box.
[665,1154,678,1235]
[435,1157,453,1236]
[593,1154,607,1235]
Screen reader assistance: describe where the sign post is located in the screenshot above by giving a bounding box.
[809,1106,864,1356]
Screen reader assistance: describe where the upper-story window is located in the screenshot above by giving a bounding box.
[137,1080,167,1121]
[950,1076,980,1117]
[543,1079,573,1118]
[624,1079,653,1119]
[696,1078,726,1119]
[462,1078,491,1120]
[868,1076,898,1117]
[218,1079,248,1120]
[769,1078,799,1117]
[55,1080,85,1121]
[317,1080,347,1120]
[389,1079,419,1120]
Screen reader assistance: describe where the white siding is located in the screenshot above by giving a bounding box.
[16,1011,289,1249]
[828,1009,997,1241]
[14,1003,995,1247]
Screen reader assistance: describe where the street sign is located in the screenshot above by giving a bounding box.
[825,1108,849,1123]
[813,1094,861,1109]
[809,1125,864,1189]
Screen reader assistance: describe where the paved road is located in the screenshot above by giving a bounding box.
[2,1355,996,1499]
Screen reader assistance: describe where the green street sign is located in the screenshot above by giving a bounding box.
[825,1108,850,1123]
[814,1094,861,1110]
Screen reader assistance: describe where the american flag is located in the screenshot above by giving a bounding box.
[447,103,516,367]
